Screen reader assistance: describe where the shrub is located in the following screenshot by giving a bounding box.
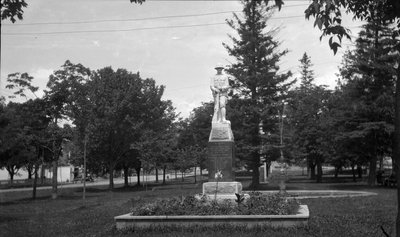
[130,192,299,216]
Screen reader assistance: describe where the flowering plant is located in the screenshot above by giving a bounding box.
[214,170,223,180]
[214,170,223,200]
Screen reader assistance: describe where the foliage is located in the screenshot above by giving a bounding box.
[4,60,176,190]
[6,72,38,99]
[1,0,28,23]
[180,102,213,149]
[336,20,397,185]
[175,103,211,175]
[0,99,51,182]
[41,61,86,199]
[304,0,400,54]
[86,67,146,188]
[130,192,299,216]
[287,53,331,182]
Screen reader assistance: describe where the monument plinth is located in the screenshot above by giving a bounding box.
[208,122,235,182]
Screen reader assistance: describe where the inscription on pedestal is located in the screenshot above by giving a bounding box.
[208,141,235,181]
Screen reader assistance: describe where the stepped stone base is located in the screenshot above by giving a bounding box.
[200,181,249,201]
[203,181,242,195]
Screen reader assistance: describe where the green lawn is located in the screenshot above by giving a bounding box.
[0,175,396,237]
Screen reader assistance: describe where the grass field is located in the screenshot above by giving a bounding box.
[0,175,396,237]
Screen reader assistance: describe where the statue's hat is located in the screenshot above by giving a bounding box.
[214,63,224,69]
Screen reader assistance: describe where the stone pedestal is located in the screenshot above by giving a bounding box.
[201,181,250,202]
[208,122,235,181]
[203,121,246,201]
[203,181,242,195]
[208,142,235,181]
[209,122,234,141]
[202,181,243,200]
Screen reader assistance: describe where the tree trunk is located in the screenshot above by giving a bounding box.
[27,165,33,179]
[251,153,260,188]
[351,164,356,182]
[175,170,177,179]
[194,166,197,184]
[6,166,16,184]
[40,164,45,185]
[357,164,363,178]
[135,167,141,186]
[316,157,322,183]
[162,165,166,185]
[309,164,316,180]
[32,163,38,199]
[155,168,159,183]
[51,160,58,199]
[393,64,400,237]
[247,150,260,188]
[379,155,384,171]
[334,166,339,178]
[123,165,129,187]
[181,172,184,182]
[109,163,114,190]
[368,156,377,186]
[9,172,14,184]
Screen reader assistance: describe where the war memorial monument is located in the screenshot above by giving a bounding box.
[201,63,244,199]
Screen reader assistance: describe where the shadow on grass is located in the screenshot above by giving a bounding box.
[0,190,105,205]
[0,195,54,206]
[242,175,393,192]
[112,181,203,193]
[0,214,26,223]
[288,176,365,183]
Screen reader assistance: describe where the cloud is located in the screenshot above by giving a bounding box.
[31,68,53,97]
[175,101,199,118]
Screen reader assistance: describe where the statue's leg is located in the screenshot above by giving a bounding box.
[213,95,219,122]
[216,97,221,122]
[220,96,227,122]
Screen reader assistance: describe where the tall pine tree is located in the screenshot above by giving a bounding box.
[298,52,314,89]
[224,0,293,186]
[288,53,330,182]
[337,18,398,185]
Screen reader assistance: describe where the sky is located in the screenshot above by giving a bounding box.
[1,0,364,119]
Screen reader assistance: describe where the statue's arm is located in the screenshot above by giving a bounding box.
[220,76,231,92]
[210,77,218,93]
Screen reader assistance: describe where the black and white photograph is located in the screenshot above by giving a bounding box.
[1,0,399,236]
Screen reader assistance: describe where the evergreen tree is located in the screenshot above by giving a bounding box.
[337,18,398,185]
[298,52,314,89]
[288,53,330,182]
[224,0,293,186]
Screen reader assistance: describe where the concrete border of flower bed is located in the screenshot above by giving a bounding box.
[114,205,309,230]
[252,190,377,199]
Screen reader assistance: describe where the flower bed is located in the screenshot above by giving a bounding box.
[131,192,300,216]
[114,193,308,230]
